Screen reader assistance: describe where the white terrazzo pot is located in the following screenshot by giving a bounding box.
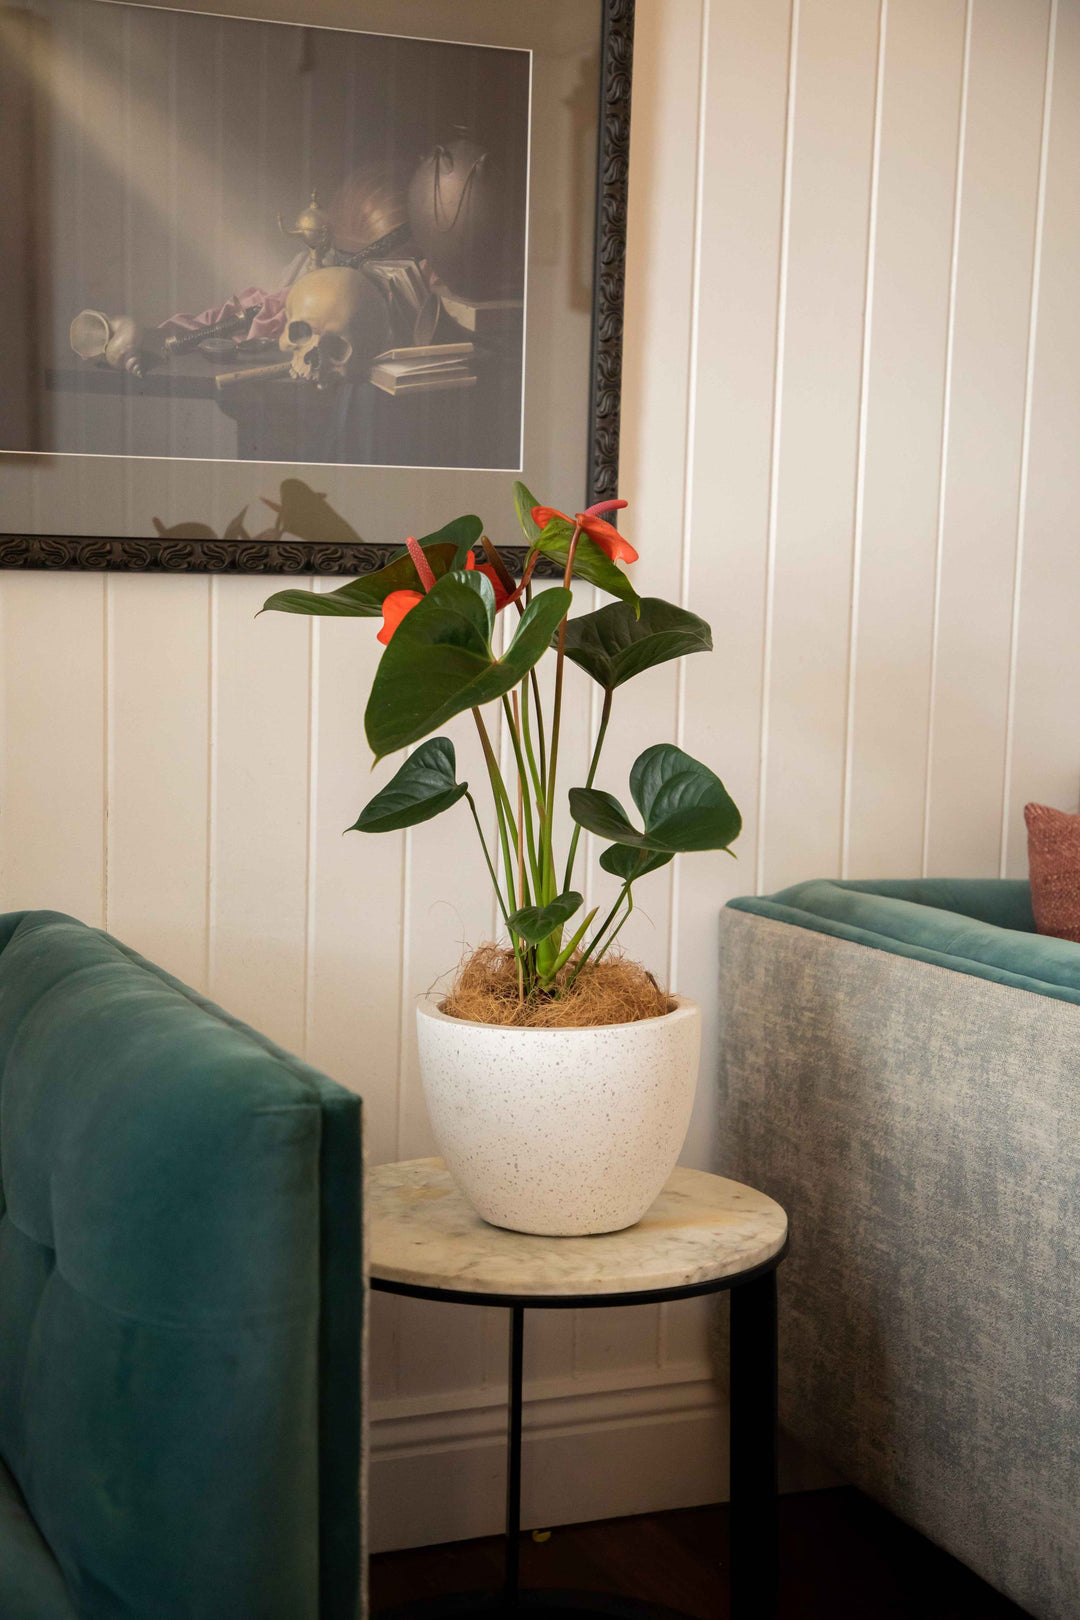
[416,993,701,1236]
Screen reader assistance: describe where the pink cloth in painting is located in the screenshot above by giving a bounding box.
[157,287,289,346]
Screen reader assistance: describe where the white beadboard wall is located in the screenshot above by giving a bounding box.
[2,0,1079,1551]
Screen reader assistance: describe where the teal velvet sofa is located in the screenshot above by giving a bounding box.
[718,879,1080,1620]
[0,910,364,1620]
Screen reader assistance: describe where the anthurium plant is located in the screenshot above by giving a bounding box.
[263,484,741,1010]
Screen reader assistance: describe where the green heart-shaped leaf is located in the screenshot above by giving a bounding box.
[532,518,639,610]
[513,480,543,544]
[567,789,639,845]
[508,890,583,946]
[348,738,468,834]
[598,844,675,882]
[260,515,482,617]
[562,598,712,690]
[629,744,742,850]
[569,745,741,854]
[365,571,572,760]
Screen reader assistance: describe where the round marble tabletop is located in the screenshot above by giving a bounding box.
[368,1157,788,1301]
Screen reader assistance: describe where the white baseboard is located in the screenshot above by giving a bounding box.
[370,1363,838,1553]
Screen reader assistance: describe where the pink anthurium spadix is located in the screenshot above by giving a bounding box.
[377,537,514,644]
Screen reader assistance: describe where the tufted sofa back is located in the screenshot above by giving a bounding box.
[0,911,363,1619]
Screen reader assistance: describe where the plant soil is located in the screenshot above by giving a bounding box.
[439,943,674,1028]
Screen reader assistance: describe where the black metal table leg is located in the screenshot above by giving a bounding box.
[370,1176,787,1620]
[504,1305,526,1610]
[729,1270,779,1619]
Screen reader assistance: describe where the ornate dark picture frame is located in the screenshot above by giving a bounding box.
[0,0,634,575]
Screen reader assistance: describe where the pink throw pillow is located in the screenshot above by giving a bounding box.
[1025,802,1080,944]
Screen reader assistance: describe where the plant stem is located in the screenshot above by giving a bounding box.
[542,522,584,903]
[567,878,632,987]
[473,709,521,932]
[529,670,547,791]
[521,578,549,793]
[546,905,599,980]
[592,887,633,966]
[473,708,519,861]
[519,677,545,805]
[503,694,541,895]
[464,793,512,930]
[504,566,546,807]
[510,692,532,920]
[493,794,520,936]
[562,685,613,893]
[515,742,524,910]
[515,781,526,1002]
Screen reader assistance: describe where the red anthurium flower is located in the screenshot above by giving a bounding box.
[530,498,637,566]
[377,589,423,645]
[377,536,435,644]
[378,540,515,645]
[465,551,513,612]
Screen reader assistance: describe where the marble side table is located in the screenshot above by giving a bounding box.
[370,1157,789,1620]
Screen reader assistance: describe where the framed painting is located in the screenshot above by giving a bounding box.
[0,0,633,572]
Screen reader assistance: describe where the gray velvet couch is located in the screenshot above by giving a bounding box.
[718,878,1079,1620]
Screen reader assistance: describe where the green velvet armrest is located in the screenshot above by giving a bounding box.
[727,877,1080,1006]
[0,910,363,1620]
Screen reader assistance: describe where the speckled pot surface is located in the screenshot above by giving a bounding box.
[416,993,701,1236]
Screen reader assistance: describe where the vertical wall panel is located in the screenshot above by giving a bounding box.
[209,575,312,1052]
[0,424,108,926]
[305,615,403,1139]
[668,0,794,1369]
[760,0,882,892]
[106,575,210,988]
[0,569,106,923]
[1004,0,1080,869]
[845,0,967,879]
[925,0,1052,875]
[676,0,791,1158]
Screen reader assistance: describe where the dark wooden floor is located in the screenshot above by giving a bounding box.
[371,1488,1032,1619]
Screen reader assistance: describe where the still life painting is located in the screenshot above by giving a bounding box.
[0,0,530,471]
